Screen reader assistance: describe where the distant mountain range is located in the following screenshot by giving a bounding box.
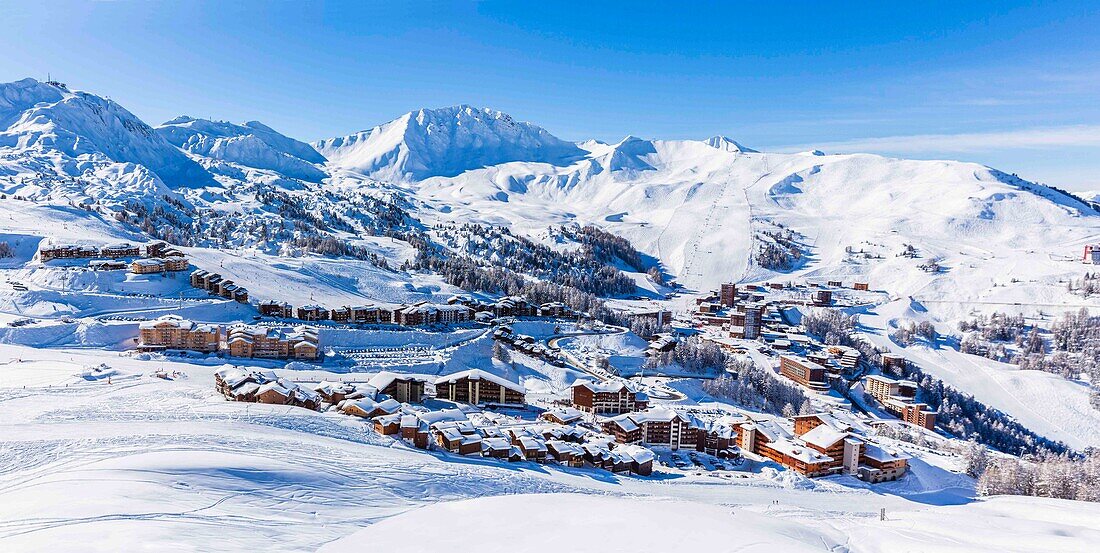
[1,77,1096,295]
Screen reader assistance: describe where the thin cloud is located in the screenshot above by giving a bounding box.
[776,125,1100,154]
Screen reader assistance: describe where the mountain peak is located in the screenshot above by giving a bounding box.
[704,135,756,153]
[0,78,213,188]
[156,116,326,181]
[316,106,584,181]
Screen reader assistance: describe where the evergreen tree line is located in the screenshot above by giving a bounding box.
[958,309,1100,409]
[755,229,802,270]
[558,224,650,273]
[1067,272,1100,296]
[643,336,727,375]
[426,223,636,297]
[702,358,812,416]
[963,442,1100,502]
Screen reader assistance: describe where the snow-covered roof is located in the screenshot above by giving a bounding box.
[542,407,584,423]
[571,379,638,394]
[545,440,584,456]
[769,439,833,464]
[799,423,851,449]
[367,371,433,391]
[435,369,525,394]
[861,442,911,463]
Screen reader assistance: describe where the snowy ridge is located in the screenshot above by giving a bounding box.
[0,78,213,188]
[315,105,585,180]
[157,116,327,182]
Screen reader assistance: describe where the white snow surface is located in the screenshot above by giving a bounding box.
[1,343,1094,553]
[157,116,326,182]
[314,105,585,181]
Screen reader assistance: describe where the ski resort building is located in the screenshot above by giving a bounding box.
[225,325,320,361]
[138,315,221,353]
[720,283,737,307]
[602,407,700,450]
[366,371,431,403]
[1085,245,1100,264]
[863,374,936,430]
[259,300,294,318]
[295,305,329,322]
[214,368,321,410]
[129,256,189,274]
[570,380,649,415]
[779,355,831,392]
[435,369,526,406]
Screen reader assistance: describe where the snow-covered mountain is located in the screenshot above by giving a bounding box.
[0,78,213,189]
[315,105,585,181]
[156,116,327,182]
[2,77,1097,309]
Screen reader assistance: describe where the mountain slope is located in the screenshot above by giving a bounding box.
[0,78,213,188]
[157,117,327,182]
[315,105,585,181]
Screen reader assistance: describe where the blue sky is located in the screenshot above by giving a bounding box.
[2,1,1099,190]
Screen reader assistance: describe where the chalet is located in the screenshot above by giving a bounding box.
[546,440,585,467]
[739,419,835,477]
[395,302,473,326]
[827,280,842,287]
[481,436,512,458]
[138,315,220,353]
[101,242,141,258]
[373,414,401,435]
[339,397,401,419]
[190,269,209,288]
[349,305,383,324]
[225,324,320,361]
[313,381,359,404]
[541,406,585,425]
[215,368,321,410]
[220,283,239,300]
[603,407,700,450]
[538,302,570,317]
[853,282,869,291]
[296,305,329,321]
[492,296,539,317]
[259,300,294,318]
[146,241,168,257]
[38,243,99,262]
[616,444,656,476]
[779,355,830,392]
[434,421,483,455]
[571,380,648,415]
[163,256,190,271]
[513,435,549,462]
[367,371,431,403]
[813,290,832,306]
[435,369,526,406]
[216,280,236,297]
[792,412,852,436]
[130,258,165,274]
[857,443,910,483]
[89,260,128,271]
[330,306,352,323]
[695,415,747,456]
[233,288,249,303]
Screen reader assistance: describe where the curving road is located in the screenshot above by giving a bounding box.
[543,326,685,401]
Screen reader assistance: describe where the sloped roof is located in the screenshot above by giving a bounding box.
[435,369,525,394]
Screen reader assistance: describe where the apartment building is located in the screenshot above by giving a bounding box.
[570,380,649,415]
[138,315,221,353]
